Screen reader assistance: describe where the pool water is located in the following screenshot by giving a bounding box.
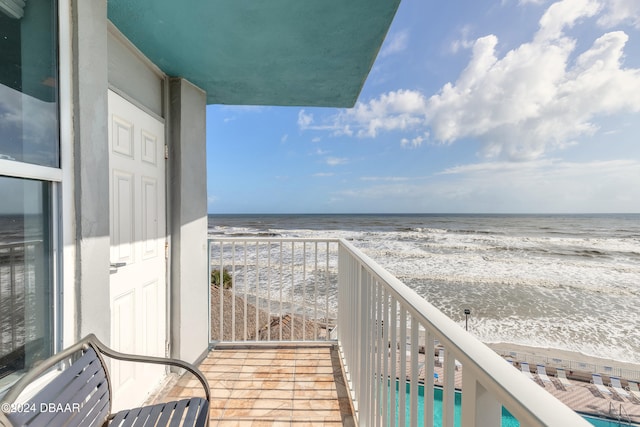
[390,382,637,426]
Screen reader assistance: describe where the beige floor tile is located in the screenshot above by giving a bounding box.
[293,389,338,399]
[294,365,334,375]
[293,380,337,391]
[292,398,341,412]
[216,419,291,427]
[224,406,292,418]
[155,345,355,425]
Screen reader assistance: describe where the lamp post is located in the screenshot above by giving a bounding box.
[464,308,471,331]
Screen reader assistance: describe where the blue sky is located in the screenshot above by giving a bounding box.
[206,0,640,214]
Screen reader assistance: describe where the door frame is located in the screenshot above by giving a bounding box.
[107,22,171,361]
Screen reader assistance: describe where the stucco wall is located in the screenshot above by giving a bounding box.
[168,78,209,364]
[72,0,111,345]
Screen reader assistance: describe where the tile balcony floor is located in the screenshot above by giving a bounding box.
[157,345,356,427]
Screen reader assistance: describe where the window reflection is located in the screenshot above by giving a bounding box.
[0,176,52,384]
[0,0,59,167]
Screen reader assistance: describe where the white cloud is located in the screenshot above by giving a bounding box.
[518,0,548,4]
[334,90,428,138]
[450,25,475,54]
[598,0,640,28]
[326,157,348,166]
[313,172,334,177]
[360,176,411,182]
[298,110,314,128]
[400,135,425,149]
[281,134,288,143]
[380,30,410,57]
[298,109,352,135]
[334,159,640,212]
[535,0,600,42]
[302,0,640,161]
[311,137,321,143]
[431,0,640,161]
[0,84,58,165]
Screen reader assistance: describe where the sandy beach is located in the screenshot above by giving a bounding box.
[487,342,640,383]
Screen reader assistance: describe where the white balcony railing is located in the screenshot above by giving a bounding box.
[209,237,591,427]
[0,241,42,358]
[208,238,340,343]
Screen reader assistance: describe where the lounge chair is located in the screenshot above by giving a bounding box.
[537,365,552,385]
[628,381,640,402]
[610,377,631,399]
[520,362,535,380]
[556,368,572,388]
[592,374,612,396]
[455,359,462,370]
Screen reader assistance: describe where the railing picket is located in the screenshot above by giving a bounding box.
[267,242,272,341]
[359,265,368,425]
[399,307,407,427]
[424,329,435,427]
[375,280,383,427]
[442,348,456,427]
[207,241,212,342]
[219,241,224,341]
[314,242,319,341]
[410,317,419,427]
[243,241,248,341]
[368,276,376,425]
[325,241,330,340]
[255,243,260,340]
[231,242,236,342]
[290,241,295,340]
[279,242,283,341]
[390,296,397,427]
[302,242,307,341]
[382,288,390,427]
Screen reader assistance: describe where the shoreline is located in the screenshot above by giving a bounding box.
[484,342,640,376]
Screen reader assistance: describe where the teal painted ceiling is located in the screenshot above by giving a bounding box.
[107,1,401,107]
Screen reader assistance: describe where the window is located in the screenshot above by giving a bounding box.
[0,0,58,387]
[0,0,59,167]
[0,177,53,382]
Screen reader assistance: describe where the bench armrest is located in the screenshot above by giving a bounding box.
[89,334,210,403]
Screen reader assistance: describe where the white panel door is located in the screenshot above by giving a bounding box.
[108,90,166,410]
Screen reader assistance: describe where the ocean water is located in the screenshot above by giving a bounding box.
[208,214,640,364]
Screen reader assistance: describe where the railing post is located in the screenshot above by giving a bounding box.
[381,288,389,426]
[207,240,212,342]
[389,296,398,426]
[461,372,501,427]
[399,307,407,427]
[442,348,456,427]
[359,265,370,426]
[424,330,435,427]
[410,317,419,427]
[218,241,224,340]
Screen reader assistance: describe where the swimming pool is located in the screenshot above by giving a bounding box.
[390,382,637,426]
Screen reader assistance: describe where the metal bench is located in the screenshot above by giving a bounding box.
[0,334,210,427]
